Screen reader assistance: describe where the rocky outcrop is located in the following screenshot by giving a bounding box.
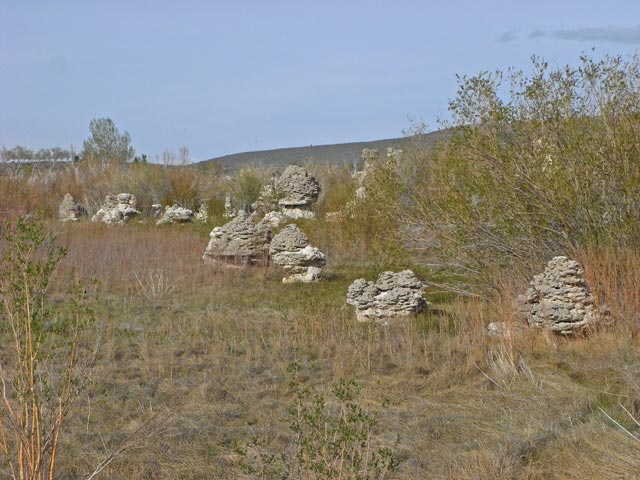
[156,205,195,225]
[516,256,605,335]
[269,224,326,283]
[91,193,140,224]
[59,193,87,222]
[346,270,427,324]
[203,211,271,267]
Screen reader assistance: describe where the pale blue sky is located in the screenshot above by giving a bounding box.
[2,1,640,161]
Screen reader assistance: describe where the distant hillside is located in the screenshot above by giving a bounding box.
[198,129,453,169]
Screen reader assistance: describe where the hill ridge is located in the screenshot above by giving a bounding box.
[197,129,452,168]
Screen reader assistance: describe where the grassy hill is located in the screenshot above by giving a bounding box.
[198,129,453,168]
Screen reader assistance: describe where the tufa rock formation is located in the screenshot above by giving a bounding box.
[262,210,285,228]
[223,195,237,219]
[276,165,321,207]
[346,270,427,324]
[194,203,209,222]
[269,224,326,283]
[516,256,605,335]
[151,204,164,219]
[255,166,321,219]
[156,205,195,225]
[203,211,271,267]
[91,193,141,225]
[58,193,87,222]
[486,321,527,338]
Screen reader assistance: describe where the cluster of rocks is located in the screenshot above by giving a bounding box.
[269,224,325,283]
[254,166,321,220]
[516,256,605,335]
[202,213,325,282]
[346,270,427,324]
[61,192,209,226]
[58,193,87,222]
[154,203,208,224]
[91,193,141,225]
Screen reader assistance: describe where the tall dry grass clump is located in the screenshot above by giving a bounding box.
[577,246,640,336]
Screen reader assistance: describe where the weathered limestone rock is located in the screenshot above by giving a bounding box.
[194,203,209,222]
[262,211,286,228]
[223,195,237,219]
[91,193,140,224]
[269,224,326,282]
[157,205,195,225]
[203,210,271,267]
[58,193,87,222]
[351,149,379,200]
[486,321,527,338]
[516,256,604,335]
[280,207,316,220]
[151,204,163,219]
[346,270,427,324]
[276,165,321,208]
[253,181,279,213]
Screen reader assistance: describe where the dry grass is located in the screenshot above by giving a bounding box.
[0,222,625,479]
[1,158,640,478]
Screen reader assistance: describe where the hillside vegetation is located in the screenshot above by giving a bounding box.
[1,53,640,479]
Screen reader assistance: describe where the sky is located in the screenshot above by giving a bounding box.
[2,1,640,161]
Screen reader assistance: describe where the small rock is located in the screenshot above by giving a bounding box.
[262,211,285,228]
[223,196,237,219]
[157,205,195,225]
[59,193,87,222]
[486,321,526,338]
[194,203,209,222]
[151,204,163,218]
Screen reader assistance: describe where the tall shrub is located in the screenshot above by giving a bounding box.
[0,218,93,479]
[405,53,640,277]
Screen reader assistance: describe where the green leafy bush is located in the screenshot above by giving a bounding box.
[0,217,94,479]
[405,53,640,278]
[237,362,398,480]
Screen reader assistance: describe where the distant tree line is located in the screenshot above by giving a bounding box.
[1,117,138,164]
[0,145,77,162]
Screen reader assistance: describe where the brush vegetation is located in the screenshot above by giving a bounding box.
[1,53,640,479]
